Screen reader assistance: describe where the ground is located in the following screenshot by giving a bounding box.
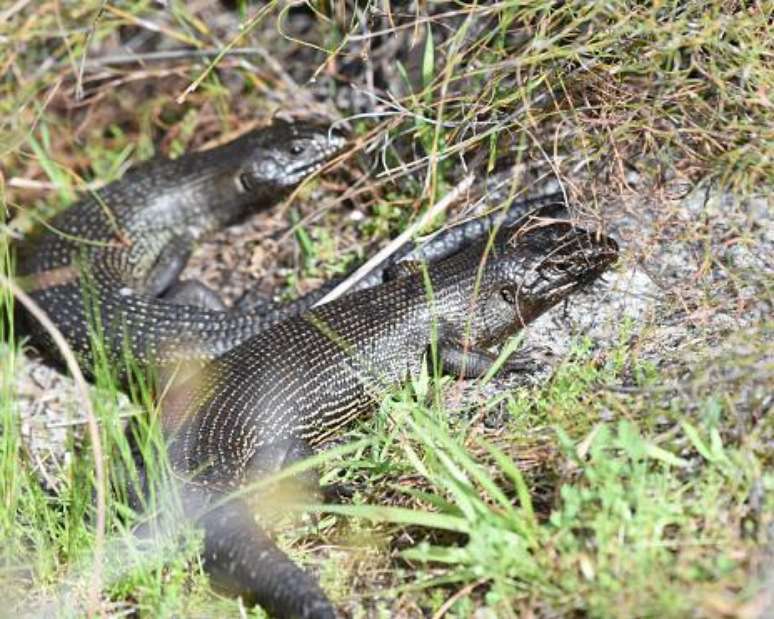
[0,2,772,618]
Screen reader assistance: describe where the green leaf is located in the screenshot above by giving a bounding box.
[644,443,690,468]
[681,421,715,462]
[402,542,470,564]
[290,209,316,269]
[481,440,536,525]
[411,355,430,401]
[391,485,463,517]
[482,333,525,385]
[422,25,435,93]
[27,133,75,203]
[709,428,729,464]
[310,503,470,534]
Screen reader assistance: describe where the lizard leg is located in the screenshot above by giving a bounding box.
[144,234,194,297]
[124,437,335,617]
[246,438,354,503]
[144,234,229,311]
[184,486,336,618]
[162,280,228,311]
[233,288,277,314]
[438,340,538,378]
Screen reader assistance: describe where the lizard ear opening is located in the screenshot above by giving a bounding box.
[237,172,254,193]
[500,285,517,305]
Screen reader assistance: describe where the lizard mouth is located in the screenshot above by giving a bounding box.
[506,228,619,329]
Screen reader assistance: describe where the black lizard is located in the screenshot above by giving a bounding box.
[147,216,618,618]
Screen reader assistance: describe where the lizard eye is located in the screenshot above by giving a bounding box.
[500,285,517,305]
[290,143,306,156]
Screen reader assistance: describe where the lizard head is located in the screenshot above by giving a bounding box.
[234,120,346,194]
[446,220,619,347]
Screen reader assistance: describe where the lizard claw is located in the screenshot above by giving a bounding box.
[318,482,357,504]
[502,345,553,374]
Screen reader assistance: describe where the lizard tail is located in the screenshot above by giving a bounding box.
[196,493,336,619]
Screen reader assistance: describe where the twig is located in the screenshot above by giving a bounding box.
[0,274,105,617]
[313,173,475,307]
[176,3,275,104]
[8,177,104,192]
[46,409,135,429]
[0,0,31,22]
[432,578,488,619]
[76,46,284,69]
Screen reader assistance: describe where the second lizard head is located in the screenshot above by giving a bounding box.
[232,120,346,196]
